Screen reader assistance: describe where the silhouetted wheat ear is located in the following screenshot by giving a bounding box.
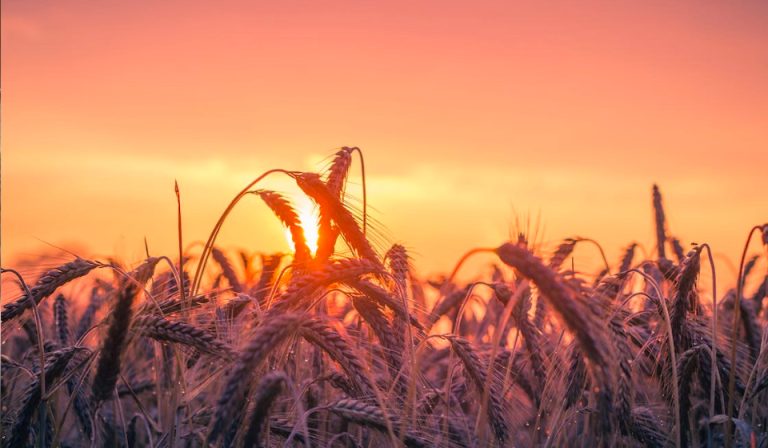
[670,237,685,262]
[549,237,578,270]
[208,312,305,443]
[564,343,588,409]
[295,172,382,268]
[129,256,160,285]
[495,243,613,374]
[448,336,508,444]
[92,282,138,405]
[154,294,209,315]
[512,291,547,397]
[322,370,357,396]
[211,247,243,293]
[2,258,100,323]
[241,371,288,447]
[252,253,283,304]
[76,286,109,339]
[299,316,375,395]
[385,244,411,359]
[619,243,637,273]
[652,184,668,260]
[132,314,235,359]
[386,244,409,293]
[315,147,354,261]
[608,310,634,435]
[325,147,354,197]
[495,242,617,434]
[670,247,701,349]
[53,294,70,346]
[328,398,429,448]
[347,278,423,331]
[258,190,312,264]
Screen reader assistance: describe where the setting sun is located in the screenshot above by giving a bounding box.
[284,197,320,256]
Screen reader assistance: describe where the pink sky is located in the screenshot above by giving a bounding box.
[2,0,767,278]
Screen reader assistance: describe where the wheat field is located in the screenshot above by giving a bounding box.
[1,147,767,447]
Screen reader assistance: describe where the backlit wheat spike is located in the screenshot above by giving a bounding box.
[549,237,578,270]
[252,253,283,304]
[76,285,110,339]
[618,243,637,273]
[496,242,616,434]
[386,244,409,295]
[92,282,138,405]
[316,147,354,261]
[295,172,382,268]
[53,294,70,346]
[258,190,312,264]
[211,247,243,293]
[2,258,100,323]
[347,278,424,331]
[670,246,701,350]
[328,398,429,448]
[300,316,375,395]
[129,256,160,285]
[496,243,614,376]
[652,184,668,260]
[133,314,235,359]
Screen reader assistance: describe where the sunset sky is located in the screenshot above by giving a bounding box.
[2,1,767,278]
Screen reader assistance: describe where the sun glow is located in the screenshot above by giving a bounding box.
[284,198,320,256]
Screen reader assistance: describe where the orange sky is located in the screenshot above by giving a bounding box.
[2,1,767,279]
